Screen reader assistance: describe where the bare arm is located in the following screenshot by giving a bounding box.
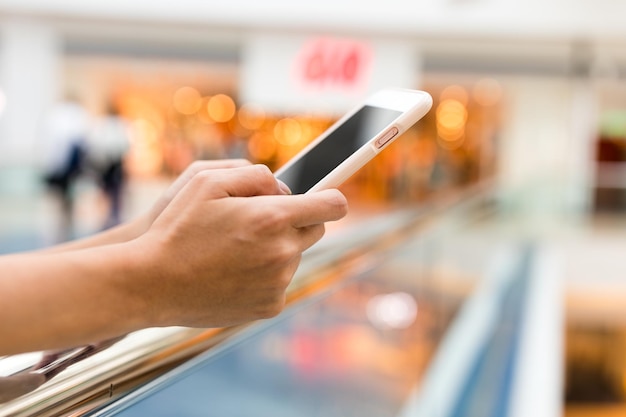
[0,164,347,355]
[0,244,149,353]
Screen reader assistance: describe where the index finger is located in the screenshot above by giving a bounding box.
[192,164,287,199]
[279,189,349,228]
[158,160,253,206]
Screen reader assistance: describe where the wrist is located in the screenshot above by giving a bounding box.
[112,237,169,330]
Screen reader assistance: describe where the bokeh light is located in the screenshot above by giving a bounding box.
[437,99,468,140]
[119,98,165,133]
[238,103,266,130]
[207,94,236,123]
[295,117,315,143]
[274,118,303,146]
[129,118,159,145]
[248,132,277,161]
[366,292,418,330]
[127,118,163,176]
[196,96,215,124]
[173,86,203,115]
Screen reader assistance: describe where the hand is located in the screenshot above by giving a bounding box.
[130,158,292,244]
[39,160,265,254]
[148,159,254,224]
[129,164,348,329]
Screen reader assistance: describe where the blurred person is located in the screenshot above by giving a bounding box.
[39,96,90,242]
[0,160,348,355]
[86,102,131,229]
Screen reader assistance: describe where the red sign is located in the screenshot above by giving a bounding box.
[292,37,373,93]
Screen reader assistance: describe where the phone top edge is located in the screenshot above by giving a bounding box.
[365,88,433,113]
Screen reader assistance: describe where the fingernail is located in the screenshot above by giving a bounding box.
[277,180,292,195]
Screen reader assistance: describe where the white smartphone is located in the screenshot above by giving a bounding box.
[274,88,433,194]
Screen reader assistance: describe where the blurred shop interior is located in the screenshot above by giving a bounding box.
[1,1,626,417]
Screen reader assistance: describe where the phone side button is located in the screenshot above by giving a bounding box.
[375,127,399,149]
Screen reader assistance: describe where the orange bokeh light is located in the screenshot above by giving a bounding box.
[274,118,302,146]
[173,86,202,115]
[248,132,277,161]
[207,94,236,123]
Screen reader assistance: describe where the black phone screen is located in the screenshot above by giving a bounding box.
[276,105,401,194]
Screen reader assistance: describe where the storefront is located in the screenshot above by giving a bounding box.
[55,30,504,207]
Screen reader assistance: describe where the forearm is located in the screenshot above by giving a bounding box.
[39,213,151,254]
[0,241,152,355]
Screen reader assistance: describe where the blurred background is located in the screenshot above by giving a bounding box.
[0,1,625,416]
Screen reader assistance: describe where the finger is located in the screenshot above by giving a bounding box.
[200,162,290,195]
[160,160,253,204]
[174,159,253,191]
[273,189,348,228]
[194,164,285,199]
[187,159,252,174]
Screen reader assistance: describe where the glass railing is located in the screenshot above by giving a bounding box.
[0,181,562,417]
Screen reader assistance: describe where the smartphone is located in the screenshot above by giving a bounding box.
[274,88,433,194]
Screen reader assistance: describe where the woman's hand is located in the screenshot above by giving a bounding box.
[129,164,348,328]
[0,163,347,355]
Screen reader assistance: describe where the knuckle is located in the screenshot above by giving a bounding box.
[232,158,252,167]
[192,169,212,181]
[271,241,300,263]
[251,164,276,185]
[253,240,298,268]
[189,169,214,188]
[252,163,273,177]
[259,298,285,319]
[186,161,215,179]
[188,160,205,173]
[252,205,290,231]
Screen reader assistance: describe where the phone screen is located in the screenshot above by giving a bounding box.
[276,105,402,194]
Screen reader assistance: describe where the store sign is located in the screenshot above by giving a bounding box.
[241,34,419,114]
[291,37,372,93]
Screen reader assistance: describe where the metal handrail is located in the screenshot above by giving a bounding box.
[0,181,494,417]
